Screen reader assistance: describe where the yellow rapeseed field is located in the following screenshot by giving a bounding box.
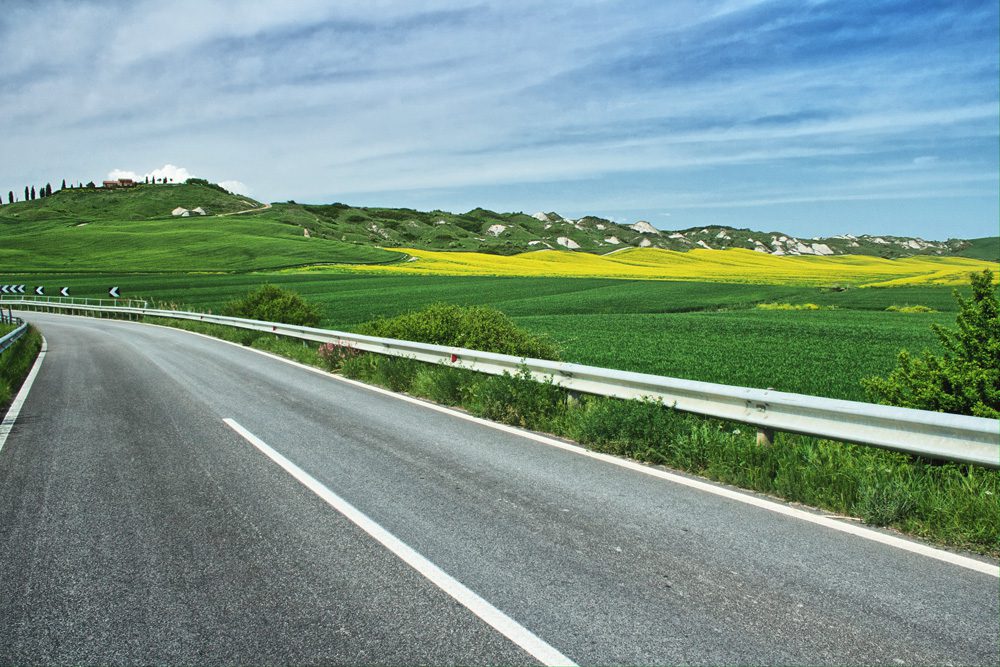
[339,247,998,286]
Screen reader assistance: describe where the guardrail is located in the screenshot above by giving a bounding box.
[0,319,28,355]
[20,296,148,309]
[4,296,998,468]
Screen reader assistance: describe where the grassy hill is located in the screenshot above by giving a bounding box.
[0,183,403,272]
[952,236,1000,261]
[0,180,993,273]
[0,182,259,222]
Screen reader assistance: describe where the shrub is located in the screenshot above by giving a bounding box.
[885,305,936,313]
[183,177,231,194]
[221,285,321,328]
[568,396,687,463]
[464,368,566,429]
[355,303,559,359]
[340,354,420,393]
[318,341,363,371]
[410,365,470,405]
[863,269,999,417]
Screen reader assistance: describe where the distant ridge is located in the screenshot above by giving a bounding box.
[1,182,995,261]
[294,203,996,260]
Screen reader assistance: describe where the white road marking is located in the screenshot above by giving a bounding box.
[0,336,46,455]
[224,418,576,667]
[214,338,1000,579]
[77,316,1000,577]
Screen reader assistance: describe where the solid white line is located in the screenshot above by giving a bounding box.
[228,340,1000,578]
[0,335,47,455]
[223,418,576,667]
[52,315,1000,578]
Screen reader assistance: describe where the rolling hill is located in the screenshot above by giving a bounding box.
[0,183,402,272]
[288,203,996,259]
[0,180,995,274]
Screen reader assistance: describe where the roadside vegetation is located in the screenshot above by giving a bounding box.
[222,284,322,327]
[0,326,42,411]
[864,269,999,418]
[123,284,999,556]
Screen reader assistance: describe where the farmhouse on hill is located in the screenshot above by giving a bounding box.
[102,178,135,189]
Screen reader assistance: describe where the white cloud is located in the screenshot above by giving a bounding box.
[107,163,192,183]
[107,165,247,194]
[3,1,995,238]
[107,168,141,181]
[148,164,193,183]
[218,180,251,196]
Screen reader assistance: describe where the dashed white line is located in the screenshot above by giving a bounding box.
[224,417,576,667]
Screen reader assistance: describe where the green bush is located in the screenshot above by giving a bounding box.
[356,303,559,359]
[340,354,421,393]
[184,177,231,195]
[885,304,936,313]
[464,368,566,429]
[221,284,321,328]
[568,396,688,463]
[410,364,469,405]
[863,269,999,417]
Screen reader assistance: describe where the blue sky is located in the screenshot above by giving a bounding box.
[1,0,997,239]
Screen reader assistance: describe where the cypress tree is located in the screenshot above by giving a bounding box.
[61,179,66,190]
[7,191,12,204]
[45,183,52,197]
[24,186,28,201]
[30,186,35,200]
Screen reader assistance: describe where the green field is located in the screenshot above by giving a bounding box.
[0,271,966,401]
[0,182,986,402]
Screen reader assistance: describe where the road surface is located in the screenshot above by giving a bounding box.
[1,312,997,665]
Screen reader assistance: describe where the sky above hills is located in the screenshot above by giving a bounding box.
[2,0,997,240]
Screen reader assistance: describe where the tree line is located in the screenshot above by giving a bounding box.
[1,175,175,205]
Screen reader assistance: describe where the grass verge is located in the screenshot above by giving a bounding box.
[143,315,999,557]
[0,326,43,412]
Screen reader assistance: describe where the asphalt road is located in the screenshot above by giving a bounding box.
[1,312,997,665]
